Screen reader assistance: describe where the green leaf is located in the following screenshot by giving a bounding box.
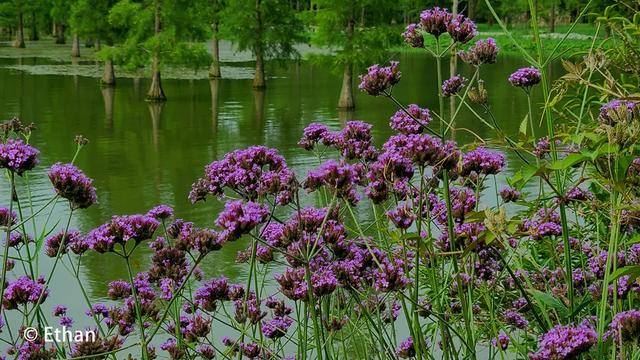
[548,153,589,170]
[519,115,528,136]
[610,266,640,282]
[529,289,569,319]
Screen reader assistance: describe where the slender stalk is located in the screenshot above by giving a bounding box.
[0,172,15,324]
[124,249,149,360]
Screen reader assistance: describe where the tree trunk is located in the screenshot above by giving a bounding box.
[468,0,476,19]
[209,22,221,78]
[252,0,266,88]
[13,12,25,48]
[101,86,114,128]
[210,79,220,130]
[101,59,116,86]
[71,33,80,57]
[338,63,354,109]
[147,0,166,101]
[55,24,65,44]
[29,12,38,41]
[147,56,166,101]
[95,39,101,51]
[549,4,556,33]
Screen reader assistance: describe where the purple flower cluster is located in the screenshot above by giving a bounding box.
[606,310,640,345]
[215,200,268,242]
[0,207,17,227]
[419,7,451,38]
[48,163,97,209]
[447,14,478,44]
[389,104,431,134]
[459,38,499,66]
[146,204,174,220]
[3,275,48,310]
[499,186,521,203]
[387,202,416,229]
[304,160,364,205]
[491,333,510,350]
[528,323,597,360]
[461,146,505,177]
[523,208,562,240]
[396,337,416,358]
[85,214,160,253]
[190,145,295,205]
[358,61,401,96]
[402,23,423,48]
[508,67,541,89]
[298,123,336,150]
[533,136,560,159]
[44,229,83,257]
[365,151,414,203]
[0,138,39,175]
[442,75,467,97]
[194,276,244,311]
[598,99,637,125]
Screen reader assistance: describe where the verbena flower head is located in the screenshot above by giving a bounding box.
[48,163,97,209]
[298,123,337,150]
[396,337,416,358]
[389,104,430,134]
[508,67,541,89]
[358,61,401,96]
[533,136,560,159]
[459,38,499,66]
[419,7,451,38]
[0,207,17,227]
[528,323,597,360]
[387,202,416,230]
[606,310,640,345]
[86,214,160,253]
[336,121,375,160]
[262,316,293,339]
[191,146,295,205]
[491,333,510,350]
[0,138,39,175]
[447,14,477,44]
[461,147,505,177]
[402,23,424,48]
[304,160,364,205]
[442,75,467,97]
[146,205,173,220]
[3,275,48,310]
[215,200,268,242]
[598,99,637,125]
[499,187,521,203]
[44,230,81,257]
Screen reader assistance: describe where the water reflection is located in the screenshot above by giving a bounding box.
[0,53,562,326]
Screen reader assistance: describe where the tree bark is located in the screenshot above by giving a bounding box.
[29,11,38,41]
[101,59,116,86]
[71,33,81,57]
[338,63,354,109]
[468,0,476,20]
[147,0,166,101]
[252,0,266,88]
[55,24,65,44]
[209,22,221,78]
[13,11,25,48]
[95,39,101,51]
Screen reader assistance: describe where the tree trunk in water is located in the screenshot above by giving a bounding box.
[549,4,556,33]
[101,86,114,128]
[147,57,166,101]
[252,0,266,88]
[71,33,80,57]
[55,24,65,44]
[337,63,354,109]
[95,39,101,51]
[29,12,38,41]
[13,12,25,48]
[210,79,220,130]
[147,0,166,101]
[209,22,221,78]
[101,59,116,86]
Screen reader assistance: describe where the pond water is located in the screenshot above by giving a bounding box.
[0,51,561,334]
